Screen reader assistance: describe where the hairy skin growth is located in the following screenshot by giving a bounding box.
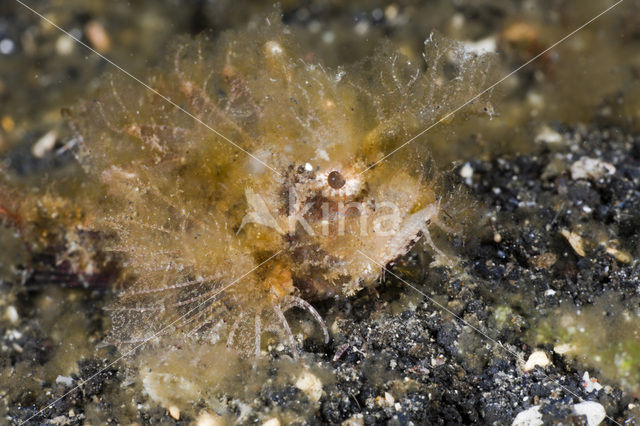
[71,17,495,357]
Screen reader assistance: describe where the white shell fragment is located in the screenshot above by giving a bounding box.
[534,125,563,145]
[601,243,632,264]
[5,305,19,324]
[294,370,323,403]
[168,405,180,420]
[523,350,551,372]
[553,343,573,354]
[570,157,616,181]
[460,36,497,55]
[511,405,543,426]
[560,229,586,257]
[460,162,474,183]
[196,412,225,426]
[262,418,281,426]
[582,371,603,393]
[572,401,606,426]
[55,375,74,387]
[31,130,57,158]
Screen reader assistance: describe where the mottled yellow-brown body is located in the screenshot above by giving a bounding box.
[68,16,495,357]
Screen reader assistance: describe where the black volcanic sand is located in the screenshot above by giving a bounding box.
[2,124,639,425]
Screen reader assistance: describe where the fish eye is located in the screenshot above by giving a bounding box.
[327,170,346,189]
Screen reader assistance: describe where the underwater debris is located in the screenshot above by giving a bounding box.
[67,15,496,358]
[533,295,640,395]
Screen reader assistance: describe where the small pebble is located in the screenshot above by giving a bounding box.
[560,229,586,257]
[321,31,335,44]
[354,20,370,36]
[534,125,563,145]
[602,244,632,264]
[0,39,15,55]
[554,344,573,356]
[527,92,545,111]
[570,156,615,181]
[572,401,606,426]
[55,35,75,55]
[460,162,473,182]
[502,22,539,44]
[385,4,399,21]
[1,116,15,132]
[342,414,364,426]
[264,40,283,56]
[262,418,281,426]
[85,20,111,53]
[582,371,603,393]
[196,412,224,426]
[384,391,395,405]
[32,130,57,158]
[450,13,465,31]
[461,36,497,55]
[168,405,180,420]
[523,350,551,372]
[529,252,557,269]
[295,370,323,403]
[56,375,74,387]
[372,8,384,21]
[6,305,19,324]
[7,329,22,340]
[511,405,542,426]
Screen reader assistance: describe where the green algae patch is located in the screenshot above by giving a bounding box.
[531,295,640,395]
